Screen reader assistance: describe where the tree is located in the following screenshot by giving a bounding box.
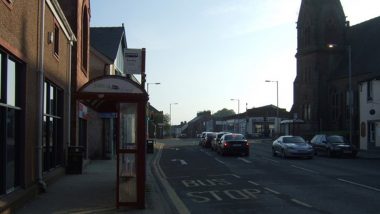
[212,108,235,117]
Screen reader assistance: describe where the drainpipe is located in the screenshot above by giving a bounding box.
[67,39,73,154]
[36,0,47,192]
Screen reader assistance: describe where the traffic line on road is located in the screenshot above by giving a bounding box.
[237,157,252,163]
[337,178,380,192]
[180,160,188,165]
[262,157,279,163]
[231,174,241,179]
[248,181,260,186]
[291,165,318,174]
[291,199,313,208]
[214,158,226,165]
[264,187,280,195]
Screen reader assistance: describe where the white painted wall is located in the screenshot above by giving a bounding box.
[359,79,380,150]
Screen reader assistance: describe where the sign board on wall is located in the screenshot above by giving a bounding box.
[124,48,142,74]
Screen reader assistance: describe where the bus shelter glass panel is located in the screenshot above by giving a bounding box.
[120,103,137,150]
[119,153,137,202]
[118,103,137,203]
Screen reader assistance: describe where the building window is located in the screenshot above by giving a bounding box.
[367,81,373,101]
[368,122,376,143]
[43,81,63,172]
[0,51,23,195]
[81,7,89,72]
[54,23,60,56]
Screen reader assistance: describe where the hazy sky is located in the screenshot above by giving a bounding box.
[90,0,379,125]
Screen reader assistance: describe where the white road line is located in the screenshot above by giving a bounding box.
[262,157,279,163]
[180,160,188,165]
[337,178,380,192]
[291,165,318,174]
[152,143,191,214]
[248,181,260,186]
[264,187,280,195]
[237,157,252,163]
[232,174,241,178]
[291,199,313,208]
[214,158,225,165]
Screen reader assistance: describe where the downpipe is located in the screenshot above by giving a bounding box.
[36,0,47,192]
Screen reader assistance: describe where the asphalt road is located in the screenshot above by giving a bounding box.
[156,138,380,214]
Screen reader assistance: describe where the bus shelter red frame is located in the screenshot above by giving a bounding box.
[76,75,148,208]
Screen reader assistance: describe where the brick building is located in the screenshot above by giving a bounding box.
[0,0,76,212]
[292,0,380,144]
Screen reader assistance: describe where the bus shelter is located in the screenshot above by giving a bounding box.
[76,75,148,208]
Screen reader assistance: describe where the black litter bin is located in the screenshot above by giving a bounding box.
[147,139,154,153]
[66,146,84,174]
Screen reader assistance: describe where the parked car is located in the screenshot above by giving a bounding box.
[202,132,216,148]
[217,133,249,156]
[310,134,357,158]
[272,135,314,159]
[198,132,207,146]
[211,132,231,151]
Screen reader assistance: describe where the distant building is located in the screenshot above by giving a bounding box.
[292,0,380,145]
[359,77,380,151]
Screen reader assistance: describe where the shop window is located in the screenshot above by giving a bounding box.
[0,52,23,195]
[43,81,63,172]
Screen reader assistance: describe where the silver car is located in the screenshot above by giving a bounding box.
[272,136,314,159]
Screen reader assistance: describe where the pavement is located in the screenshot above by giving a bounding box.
[15,140,178,214]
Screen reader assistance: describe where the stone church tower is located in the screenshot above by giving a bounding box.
[293,0,348,132]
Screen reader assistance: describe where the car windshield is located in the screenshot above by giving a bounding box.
[224,134,245,141]
[206,133,216,138]
[327,135,346,144]
[283,136,305,144]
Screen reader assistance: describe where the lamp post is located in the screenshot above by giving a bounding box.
[169,102,178,137]
[328,44,353,144]
[230,98,240,114]
[147,82,161,95]
[265,80,279,135]
[146,82,160,138]
[230,99,240,133]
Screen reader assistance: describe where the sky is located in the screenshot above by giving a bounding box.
[90,0,380,125]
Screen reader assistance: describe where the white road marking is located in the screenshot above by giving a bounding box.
[291,199,313,208]
[262,157,279,163]
[237,157,252,163]
[180,160,188,165]
[264,187,280,195]
[214,158,225,165]
[232,174,241,179]
[291,165,318,174]
[337,178,380,192]
[248,181,260,186]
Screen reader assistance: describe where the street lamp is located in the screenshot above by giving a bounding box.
[147,82,161,94]
[146,82,161,138]
[328,44,353,144]
[170,102,178,137]
[265,80,279,135]
[230,98,240,114]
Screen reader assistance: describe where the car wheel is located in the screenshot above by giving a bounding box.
[327,149,333,157]
[272,148,276,157]
[281,149,286,159]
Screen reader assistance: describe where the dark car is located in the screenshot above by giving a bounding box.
[310,134,357,158]
[202,132,216,148]
[198,132,207,146]
[211,132,231,151]
[217,133,249,156]
[272,136,314,159]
